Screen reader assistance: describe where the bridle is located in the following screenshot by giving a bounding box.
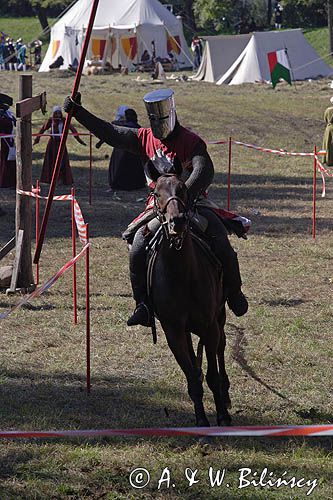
[153,180,189,250]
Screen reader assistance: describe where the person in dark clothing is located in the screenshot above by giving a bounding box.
[191,36,203,70]
[63,88,248,327]
[274,2,283,29]
[108,107,146,190]
[0,93,16,188]
[33,106,86,185]
[32,40,42,66]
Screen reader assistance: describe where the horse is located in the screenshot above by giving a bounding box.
[149,174,231,426]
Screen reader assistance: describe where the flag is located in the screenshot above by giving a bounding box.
[92,39,106,59]
[167,35,181,55]
[121,37,138,60]
[267,49,292,88]
[52,40,60,58]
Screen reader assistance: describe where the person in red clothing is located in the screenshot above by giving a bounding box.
[64,89,248,326]
[0,93,16,189]
[33,106,86,185]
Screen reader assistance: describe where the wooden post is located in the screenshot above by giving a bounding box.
[16,75,34,288]
[8,230,24,293]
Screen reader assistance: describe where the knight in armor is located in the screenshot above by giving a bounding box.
[64,89,248,326]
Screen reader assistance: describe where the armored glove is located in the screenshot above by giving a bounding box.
[63,92,82,116]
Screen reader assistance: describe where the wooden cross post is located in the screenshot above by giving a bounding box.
[14,74,46,290]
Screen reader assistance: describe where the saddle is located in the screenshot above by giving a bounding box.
[145,224,222,305]
[122,196,251,244]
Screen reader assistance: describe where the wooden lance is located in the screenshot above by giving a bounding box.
[34,0,100,264]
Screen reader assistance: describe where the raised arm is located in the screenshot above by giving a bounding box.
[64,95,141,155]
[185,142,214,204]
[33,118,51,145]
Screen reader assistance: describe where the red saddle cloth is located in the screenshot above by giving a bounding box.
[126,194,251,240]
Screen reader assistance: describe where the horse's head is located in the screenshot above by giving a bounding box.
[153,174,189,249]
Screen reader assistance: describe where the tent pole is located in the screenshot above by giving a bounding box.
[34,0,100,265]
[164,24,193,67]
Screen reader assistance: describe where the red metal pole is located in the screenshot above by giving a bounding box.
[89,133,92,205]
[227,136,232,211]
[34,0,100,265]
[71,187,78,324]
[35,180,40,284]
[312,145,317,240]
[85,223,91,394]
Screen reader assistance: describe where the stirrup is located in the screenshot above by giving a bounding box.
[127,303,151,327]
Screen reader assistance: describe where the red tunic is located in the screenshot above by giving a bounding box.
[36,118,78,185]
[0,113,16,188]
[137,125,204,187]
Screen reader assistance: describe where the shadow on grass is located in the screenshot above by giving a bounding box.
[1,169,332,244]
[228,324,291,403]
[0,366,331,431]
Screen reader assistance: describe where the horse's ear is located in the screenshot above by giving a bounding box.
[145,160,160,182]
[172,156,182,176]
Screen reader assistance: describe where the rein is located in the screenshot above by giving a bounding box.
[153,188,190,251]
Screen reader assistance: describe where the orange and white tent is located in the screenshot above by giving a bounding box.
[39,0,192,72]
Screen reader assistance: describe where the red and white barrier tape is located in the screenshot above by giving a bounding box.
[0,243,89,320]
[1,132,327,158]
[73,199,87,244]
[1,133,90,139]
[206,139,228,145]
[0,424,332,439]
[17,189,87,244]
[232,140,326,157]
[314,155,333,198]
[32,132,91,138]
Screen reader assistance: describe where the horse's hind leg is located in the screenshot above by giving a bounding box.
[205,323,231,426]
[187,333,204,382]
[217,326,232,413]
[165,327,209,427]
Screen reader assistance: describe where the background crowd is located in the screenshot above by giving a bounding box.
[0,33,42,71]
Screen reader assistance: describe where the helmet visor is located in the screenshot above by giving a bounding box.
[144,89,176,140]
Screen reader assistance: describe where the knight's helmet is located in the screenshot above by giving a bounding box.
[143,88,176,140]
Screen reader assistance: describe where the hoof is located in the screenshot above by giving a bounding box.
[196,417,210,427]
[217,414,232,426]
[198,436,212,446]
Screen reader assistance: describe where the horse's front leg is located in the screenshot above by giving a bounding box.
[218,326,231,411]
[164,325,209,427]
[205,322,231,426]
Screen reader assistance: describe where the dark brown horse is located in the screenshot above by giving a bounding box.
[150,174,231,426]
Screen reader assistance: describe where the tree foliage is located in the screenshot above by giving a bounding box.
[0,0,329,34]
[192,0,328,32]
[2,0,72,17]
[193,0,244,32]
[282,0,327,27]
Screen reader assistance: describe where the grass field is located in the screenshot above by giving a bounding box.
[0,70,333,499]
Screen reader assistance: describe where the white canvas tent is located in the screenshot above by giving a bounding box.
[193,29,332,85]
[40,0,192,72]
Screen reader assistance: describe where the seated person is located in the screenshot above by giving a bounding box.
[141,50,151,63]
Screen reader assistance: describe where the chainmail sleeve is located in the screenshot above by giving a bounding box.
[185,142,214,203]
[74,106,141,154]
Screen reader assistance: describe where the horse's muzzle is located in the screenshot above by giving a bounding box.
[168,214,187,236]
